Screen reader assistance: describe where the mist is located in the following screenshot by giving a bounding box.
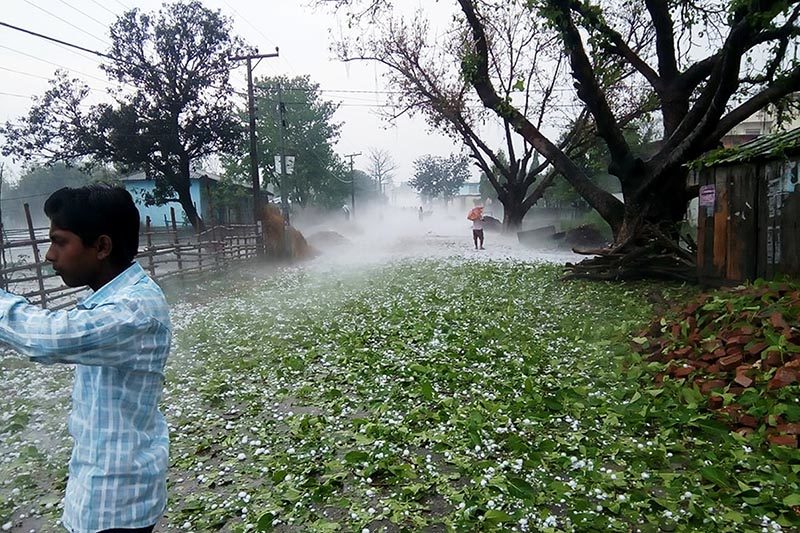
[291,199,586,271]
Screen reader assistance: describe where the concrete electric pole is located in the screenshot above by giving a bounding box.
[231,48,279,226]
[344,152,361,218]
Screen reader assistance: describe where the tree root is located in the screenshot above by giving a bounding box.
[564,225,697,282]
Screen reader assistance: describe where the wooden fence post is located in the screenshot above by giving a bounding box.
[196,219,203,272]
[0,218,7,291]
[23,203,47,308]
[170,207,183,272]
[145,216,156,278]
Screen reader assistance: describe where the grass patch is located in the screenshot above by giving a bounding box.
[4,260,797,532]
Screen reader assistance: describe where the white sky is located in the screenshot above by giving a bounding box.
[0,0,500,184]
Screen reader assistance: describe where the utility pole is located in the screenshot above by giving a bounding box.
[277,83,290,226]
[344,152,361,218]
[231,48,279,226]
[0,162,6,290]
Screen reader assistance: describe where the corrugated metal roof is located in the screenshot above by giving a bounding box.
[695,126,800,167]
[121,170,224,182]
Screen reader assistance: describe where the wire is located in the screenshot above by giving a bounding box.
[86,0,118,17]
[0,91,33,99]
[55,0,111,29]
[0,46,111,85]
[0,191,54,202]
[0,21,115,61]
[22,0,110,47]
[0,66,113,96]
[218,0,296,75]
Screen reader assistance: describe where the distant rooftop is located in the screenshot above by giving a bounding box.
[121,171,224,182]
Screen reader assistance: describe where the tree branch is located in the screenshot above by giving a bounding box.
[548,1,634,176]
[458,0,624,230]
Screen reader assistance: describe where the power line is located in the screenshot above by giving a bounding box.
[0,20,241,96]
[55,0,111,30]
[0,65,113,96]
[0,46,111,85]
[0,191,54,203]
[22,0,110,47]
[0,91,33,99]
[0,21,115,61]
[86,0,118,18]
[218,0,297,75]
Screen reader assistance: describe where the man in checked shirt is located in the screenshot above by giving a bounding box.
[0,184,171,533]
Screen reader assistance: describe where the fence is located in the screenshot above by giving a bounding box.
[0,204,262,311]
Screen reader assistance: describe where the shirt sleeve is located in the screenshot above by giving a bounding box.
[0,290,148,366]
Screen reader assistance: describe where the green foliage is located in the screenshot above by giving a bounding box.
[149,260,799,531]
[224,75,347,209]
[2,1,248,227]
[409,153,470,201]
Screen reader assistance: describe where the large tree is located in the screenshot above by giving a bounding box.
[1,1,248,230]
[324,2,651,230]
[409,153,470,202]
[456,0,800,279]
[366,148,398,197]
[224,75,349,209]
[327,4,562,229]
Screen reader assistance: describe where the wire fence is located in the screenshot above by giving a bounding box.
[0,203,262,310]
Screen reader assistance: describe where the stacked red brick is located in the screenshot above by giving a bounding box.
[633,283,800,447]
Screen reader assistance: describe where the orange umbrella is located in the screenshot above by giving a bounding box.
[467,206,484,221]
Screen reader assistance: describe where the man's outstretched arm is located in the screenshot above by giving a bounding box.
[0,291,151,366]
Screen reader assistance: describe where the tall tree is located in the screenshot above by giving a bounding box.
[366,148,397,196]
[323,2,650,229]
[1,1,248,230]
[456,0,800,279]
[225,75,347,209]
[409,153,470,202]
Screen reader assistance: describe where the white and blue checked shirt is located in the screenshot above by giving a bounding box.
[0,262,171,533]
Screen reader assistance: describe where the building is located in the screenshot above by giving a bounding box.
[722,103,800,148]
[122,171,266,227]
[453,181,481,210]
[692,127,800,284]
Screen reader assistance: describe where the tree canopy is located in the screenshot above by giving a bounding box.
[322,0,800,278]
[409,153,470,202]
[224,75,350,210]
[323,1,655,229]
[1,1,249,229]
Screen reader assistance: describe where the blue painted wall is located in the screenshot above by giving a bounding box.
[125,179,203,228]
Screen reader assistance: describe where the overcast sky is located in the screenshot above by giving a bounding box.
[0,0,503,184]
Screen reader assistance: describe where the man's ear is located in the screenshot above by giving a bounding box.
[95,234,113,261]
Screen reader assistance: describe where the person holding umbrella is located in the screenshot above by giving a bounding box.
[467,205,485,250]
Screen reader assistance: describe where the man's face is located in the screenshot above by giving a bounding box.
[45,224,102,288]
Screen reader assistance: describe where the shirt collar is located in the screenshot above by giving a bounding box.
[78,262,147,309]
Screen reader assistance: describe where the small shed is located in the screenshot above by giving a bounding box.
[692,127,800,284]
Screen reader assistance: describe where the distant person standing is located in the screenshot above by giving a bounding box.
[467,205,485,250]
[418,205,424,222]
[342,204,351,221]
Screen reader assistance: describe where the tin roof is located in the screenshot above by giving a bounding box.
[693,126,800,168]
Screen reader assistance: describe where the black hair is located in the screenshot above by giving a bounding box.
[44,184,140,267]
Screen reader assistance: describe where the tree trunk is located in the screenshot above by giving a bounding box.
[171,162,206,231]
[566,170,696,282]
[501,196,526,231]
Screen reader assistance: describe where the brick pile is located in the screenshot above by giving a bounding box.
[632,283,800,447]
